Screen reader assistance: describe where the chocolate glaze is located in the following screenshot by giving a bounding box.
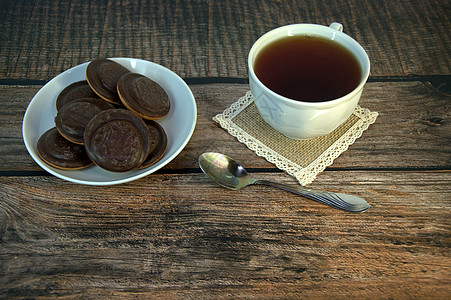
[137,120,167,169]
[37,127,93,170]
[55,98,114,144]
[86,59,130,105]
[56,80,99,111]
[117,73,170,120]
[84,109,151,172]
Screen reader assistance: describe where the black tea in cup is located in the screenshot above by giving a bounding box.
[254,35,362,102]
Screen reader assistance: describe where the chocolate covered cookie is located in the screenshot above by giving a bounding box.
[84,109,151,172]
[137,120,167,169]
[55,98,114,144]
[86,58,130,105]
[37,127,93,170]
[56,80,99,111]
[117,73,170,120]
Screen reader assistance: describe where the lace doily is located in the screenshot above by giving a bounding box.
[213,91,378,186]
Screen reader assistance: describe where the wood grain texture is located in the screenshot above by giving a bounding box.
[0,0,450,80]
[0,171,450,298]
[1,1,450,297]
[1,81,450,172]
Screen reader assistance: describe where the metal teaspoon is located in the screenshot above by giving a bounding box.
[198,152,370,213]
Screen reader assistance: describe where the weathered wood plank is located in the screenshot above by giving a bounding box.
[0,0,450,79]
[1,82,449,172]
[0,171,449,298]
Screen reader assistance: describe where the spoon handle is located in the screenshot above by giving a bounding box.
[253,180,370,213]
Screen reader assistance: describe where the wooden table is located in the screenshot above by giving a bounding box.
[1,0,450,298]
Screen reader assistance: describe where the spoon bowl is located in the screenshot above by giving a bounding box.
[199,152,370,213]
[199,152,254,189]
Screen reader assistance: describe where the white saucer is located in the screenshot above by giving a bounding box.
[22,58,197,185]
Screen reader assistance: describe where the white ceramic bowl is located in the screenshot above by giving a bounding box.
[23,58,197,185]
[248,23,370,140]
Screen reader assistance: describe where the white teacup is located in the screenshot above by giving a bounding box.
[248,23,370,140]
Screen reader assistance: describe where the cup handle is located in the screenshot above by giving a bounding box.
[329,22,343,32]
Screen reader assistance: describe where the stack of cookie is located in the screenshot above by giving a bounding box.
[37,59,169,173]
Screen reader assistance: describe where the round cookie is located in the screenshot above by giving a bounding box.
[37,127,93,170]
[117,73,170,120]
[137,120,167,169]
[84,109,151,172]
[55,98,114,144]
[86,58,130,105]
[56,80,99,111]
